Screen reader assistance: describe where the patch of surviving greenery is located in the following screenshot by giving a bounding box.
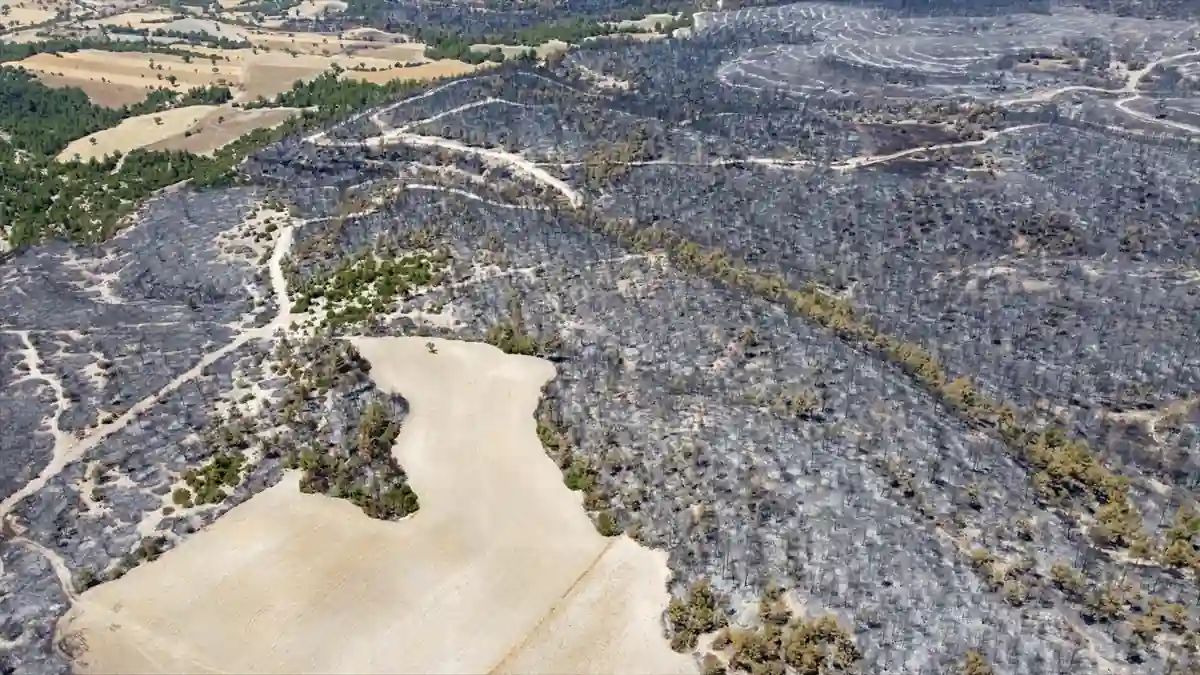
[271,338,419,521]
[534,392,620,537]
[417,13,695,63]
[180,451,248,506]
[290,244,451,329]
[667,581,864,675]
[172,416,258,507]
[296,398,420,520]
[485,295,562,357]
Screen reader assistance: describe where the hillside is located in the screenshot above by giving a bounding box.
[1,2,1199,675]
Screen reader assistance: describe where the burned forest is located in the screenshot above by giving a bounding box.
[1,1,1199,674]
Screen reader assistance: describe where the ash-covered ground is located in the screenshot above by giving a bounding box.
[3,2,1200,675]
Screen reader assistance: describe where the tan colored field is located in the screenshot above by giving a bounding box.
[10,45,478,105]
[57,104,220,162]
[240,62,323,99]
[61,337,695,675]
[37,72,148,107]
[146,106,297,155]
[82,9,177,30]
[0,0,58,26]
[287,0,346,18]
[12,49,242,91]
[353,42,427,63]
[342,27,413,42]
[343,59,483,84]
[246,30,377,56]
[470,39,569,60]
[613,12,678,31]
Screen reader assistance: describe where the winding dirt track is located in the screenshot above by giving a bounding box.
[1000,50,1200,135]
[0,223,297,532]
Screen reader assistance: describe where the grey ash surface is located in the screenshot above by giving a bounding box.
[4,2,1200,674]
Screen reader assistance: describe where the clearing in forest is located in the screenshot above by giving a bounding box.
[0,0,61,26]
[145,106,298,155]
[60,337,694,675]
[35,72,148,107]
[9,45,480,105]
[11,49,243,93]
[56,104,220,162]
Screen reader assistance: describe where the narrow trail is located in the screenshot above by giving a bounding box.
[10,330,71,452]
[0,222,298,589]
[304,76,492,146]
[317,130,585,208]
[1113,95,1200,134]
[540,157,813,172]
[831,124,1043,170]
[13,536,78,603]
[404,184,550,210]
[999,50,1200,136]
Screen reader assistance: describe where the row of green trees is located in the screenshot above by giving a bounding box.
[416,18,662,62]
[0,35,212,64]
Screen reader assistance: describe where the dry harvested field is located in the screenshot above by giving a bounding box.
[57,104,220,162]
[239,61,324,100]
[234,50,484,97]
[10,49,242,91]
[80,10,177,30]
[245,30,380,56]
[7,44,479,105]
[287,0,346,19]
[60,337,692,675]
[470,39,570,60]
[353,42,428,63]
[36,71,148,106]
[343,59,483,84]
[145,106,297,155]
[613,13,678,31]
[0,0,61,27]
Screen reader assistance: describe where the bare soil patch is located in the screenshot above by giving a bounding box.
[469,40,569,60]
[613,13,678,31]
[57,104,219,162]
[342,27,412,42]
[60,337,693,675]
